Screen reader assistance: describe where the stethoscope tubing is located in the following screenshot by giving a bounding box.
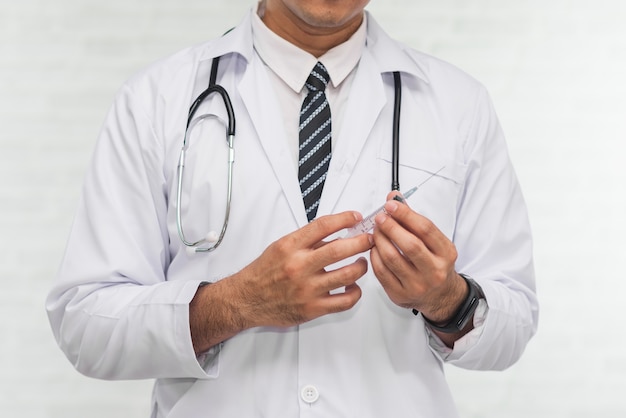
[391,71,401,192]
[176,57,236,252]
[176,56,402,253]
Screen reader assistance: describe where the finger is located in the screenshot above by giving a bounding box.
[313,256,369,294]
[315,283,363,315]
[297,211,363,248]
[370,247,420,308]
[371,223,419,286]
[311,232,374,267]
[370,246,402,290]
[385,190,405,203]
[380,200,451,256]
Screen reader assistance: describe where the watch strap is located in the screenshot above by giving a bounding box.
[418,274,484,333]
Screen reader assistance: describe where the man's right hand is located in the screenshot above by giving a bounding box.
[189,211,373,354]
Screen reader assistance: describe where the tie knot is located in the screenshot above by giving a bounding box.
[305,62,330,92]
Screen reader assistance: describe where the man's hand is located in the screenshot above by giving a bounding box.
[190,211,373,354]
[369,192,470,345]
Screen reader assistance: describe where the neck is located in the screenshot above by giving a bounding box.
[260,4,364,58]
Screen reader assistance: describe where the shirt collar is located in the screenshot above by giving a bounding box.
[251,8,367,92]
[198,8,429,86]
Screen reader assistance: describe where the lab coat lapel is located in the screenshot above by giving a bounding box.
[237,56,308,227]
[317,51,386,217]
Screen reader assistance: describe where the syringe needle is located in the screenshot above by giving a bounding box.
[415,166,445,190]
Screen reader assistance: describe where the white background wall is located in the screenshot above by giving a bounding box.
[1,0,625,417]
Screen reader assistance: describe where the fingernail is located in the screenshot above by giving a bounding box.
[384,200,399,213]
[367,234,374,246]
[375,213,387,224]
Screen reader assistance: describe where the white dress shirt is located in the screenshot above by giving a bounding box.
[251,9,366,170]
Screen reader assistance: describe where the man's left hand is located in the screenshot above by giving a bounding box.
[369,192,468,329]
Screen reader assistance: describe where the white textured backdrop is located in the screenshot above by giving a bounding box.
[1,1,625,417]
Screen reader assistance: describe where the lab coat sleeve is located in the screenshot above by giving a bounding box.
[46,83,216,380]
[441,86,539,370]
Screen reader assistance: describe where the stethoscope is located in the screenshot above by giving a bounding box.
[176,55,402,253]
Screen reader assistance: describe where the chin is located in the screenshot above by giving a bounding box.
[299,9,362,30]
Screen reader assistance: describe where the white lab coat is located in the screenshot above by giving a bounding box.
[47,10,538,418]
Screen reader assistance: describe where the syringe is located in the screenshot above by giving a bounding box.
[343,187,417,238]
[342,166,445,238]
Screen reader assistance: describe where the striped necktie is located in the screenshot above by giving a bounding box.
[299,62,331,222]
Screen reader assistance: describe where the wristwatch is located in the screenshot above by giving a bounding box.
[415,273,485,334]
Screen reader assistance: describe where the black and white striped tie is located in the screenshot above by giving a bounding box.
[299,62,331,222]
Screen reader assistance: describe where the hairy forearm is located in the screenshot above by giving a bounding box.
[189,277,253,355]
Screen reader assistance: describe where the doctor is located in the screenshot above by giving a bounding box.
[47,1,538,417]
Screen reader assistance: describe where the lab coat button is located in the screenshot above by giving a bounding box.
[300,384,319,404]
